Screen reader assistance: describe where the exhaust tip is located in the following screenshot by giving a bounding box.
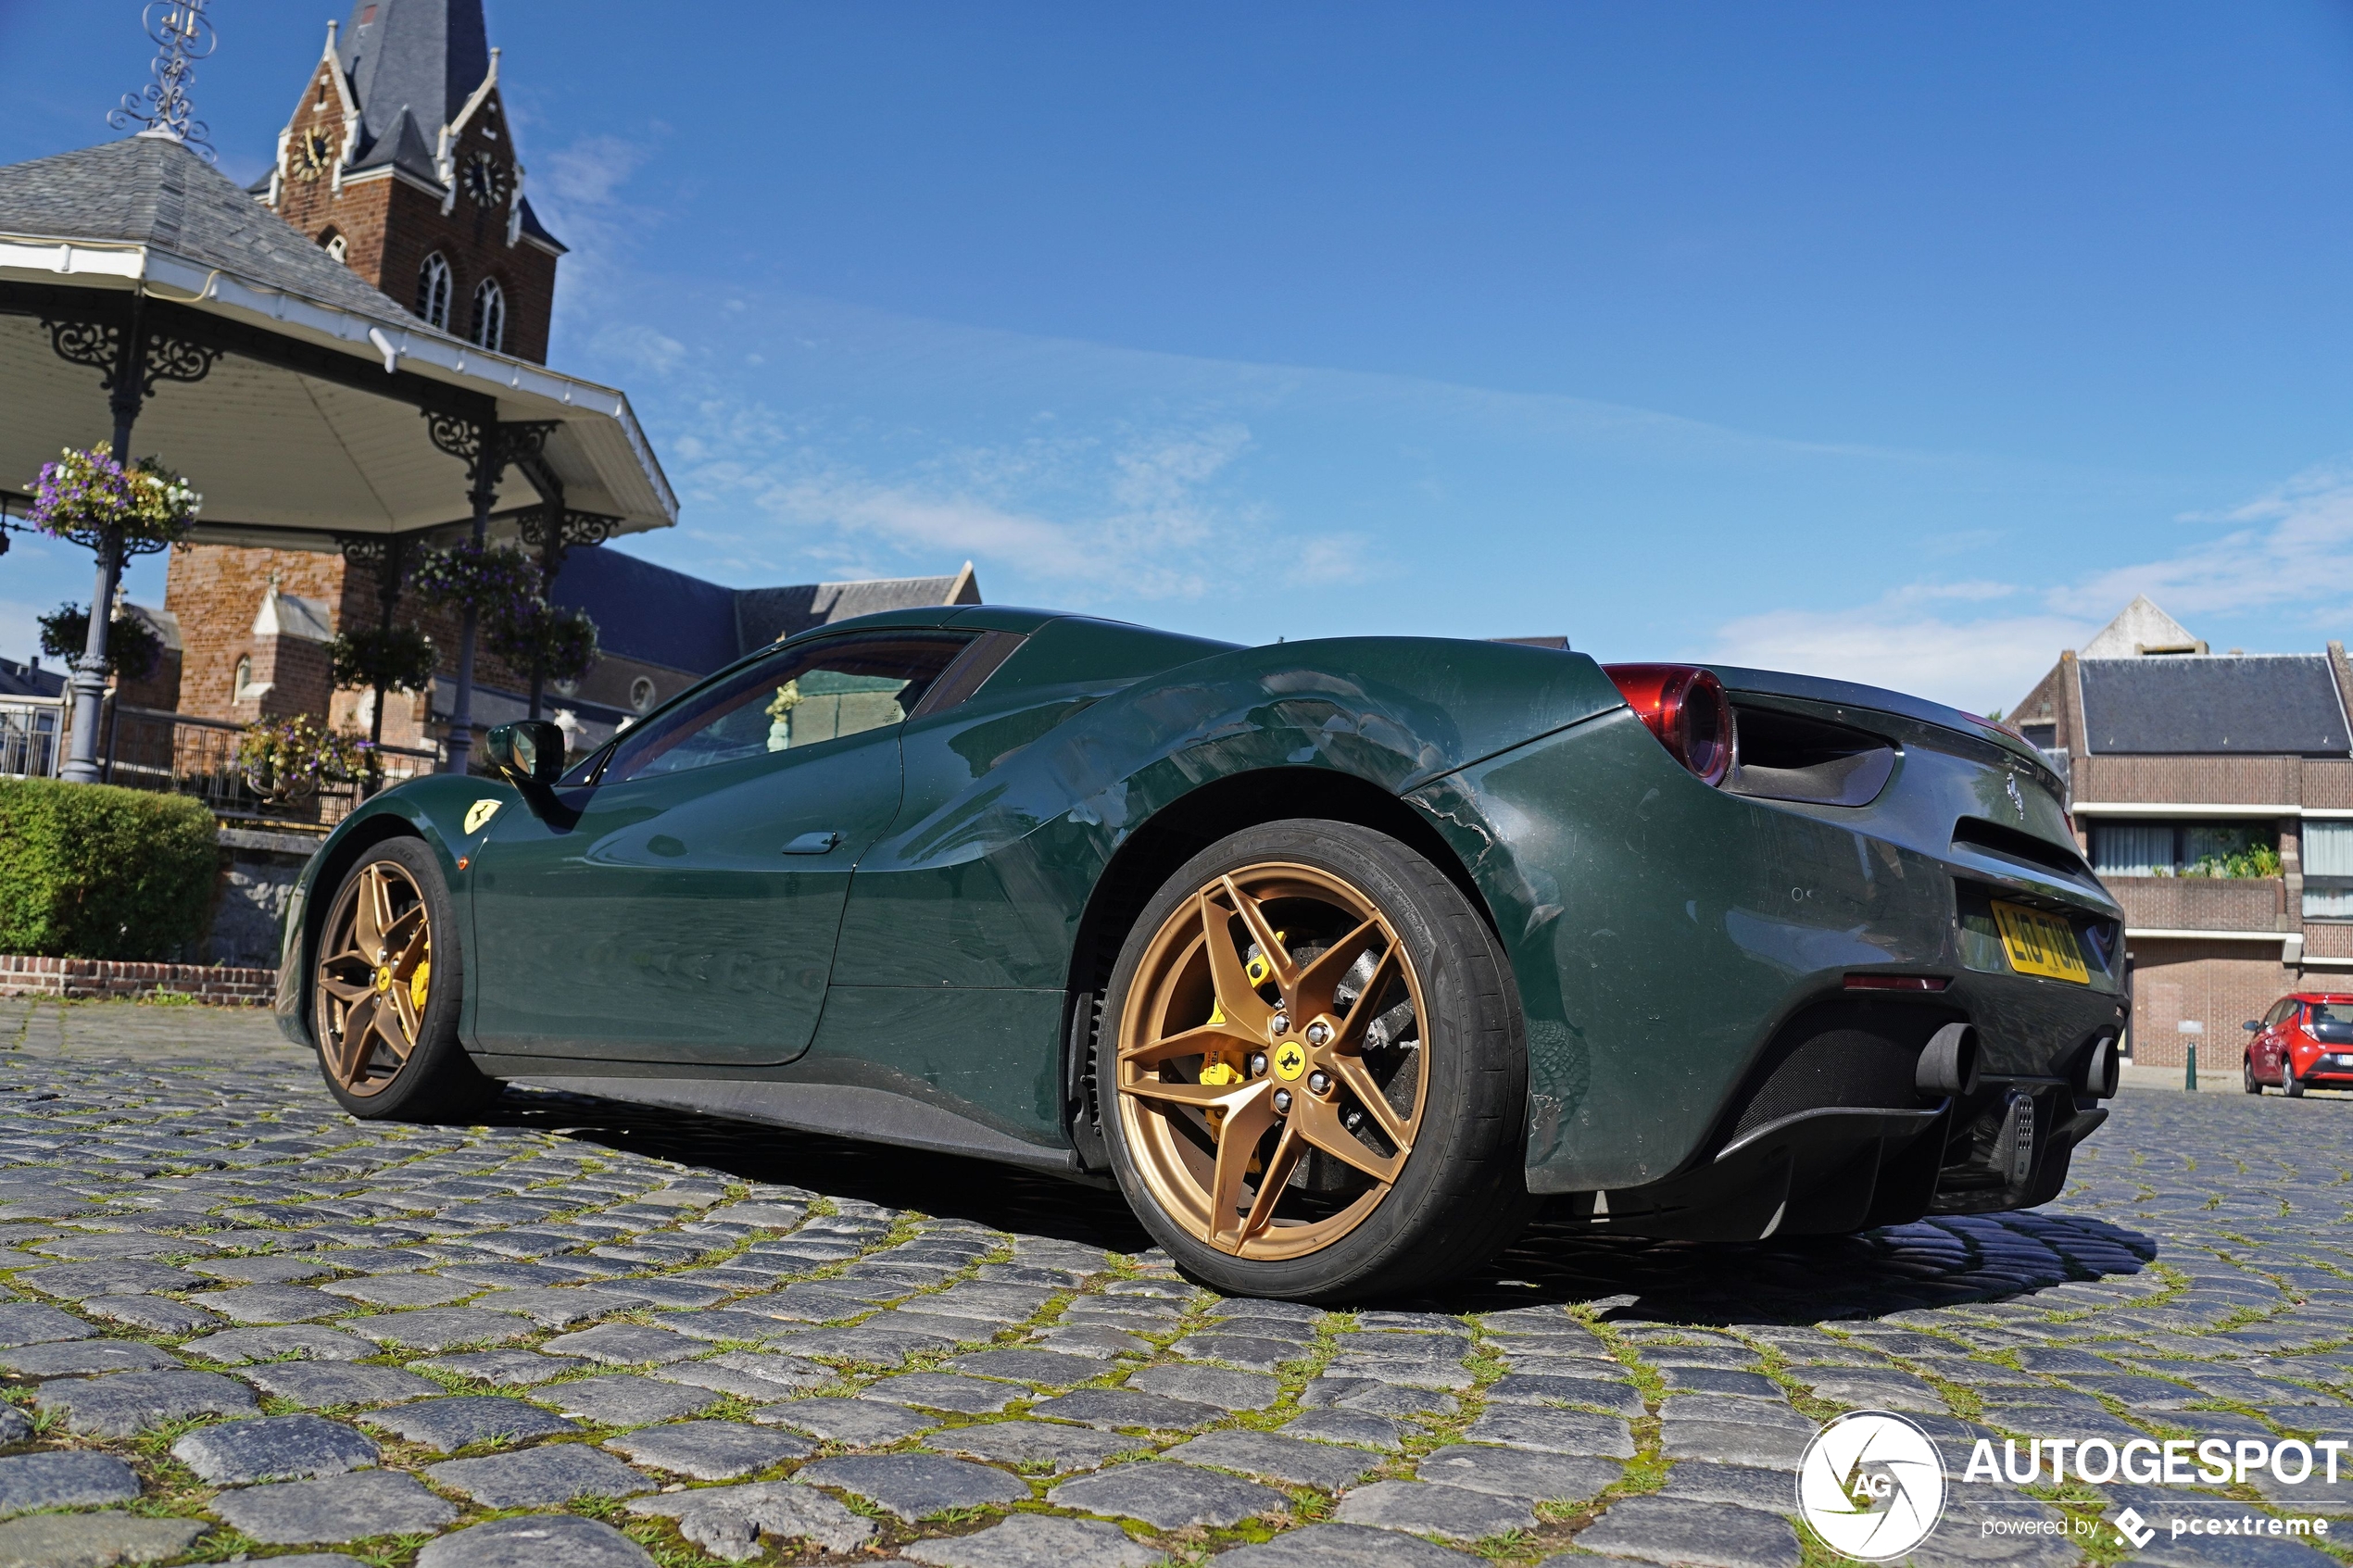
[1918,1022,1981,1098]
[2080,1035,2120,1098]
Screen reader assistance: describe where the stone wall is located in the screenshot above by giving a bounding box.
[208,827,321,970]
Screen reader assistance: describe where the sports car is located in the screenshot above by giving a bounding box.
[277,605,2126,1301]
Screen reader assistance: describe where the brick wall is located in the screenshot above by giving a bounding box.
[270,65,557,364]
[2108,876,2286,933]
[0,955,276,1006]
[163,543,550,752]
[2306,924,2353,960]
[2128,937,2293,1068]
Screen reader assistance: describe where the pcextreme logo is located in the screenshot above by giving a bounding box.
[1796,1411,1949,1562]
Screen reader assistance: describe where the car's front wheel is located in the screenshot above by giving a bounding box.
[311,838,494,1121]
[1097,819,1532,1302]
[2246,1057,2262,1094]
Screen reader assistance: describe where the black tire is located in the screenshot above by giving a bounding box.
[2285,1062,2306,1099]
[311,837,496,1122]
[2246,1057,2262,1095]
[1097,819,1534,1302]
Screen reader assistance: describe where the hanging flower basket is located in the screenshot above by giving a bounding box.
[487,602,599,686]
[409,542,538,615]
[29,447,200,555]
[237,715,374,806]
[329,625,439,694]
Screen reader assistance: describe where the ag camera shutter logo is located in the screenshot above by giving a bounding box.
[1797,1411,1949,1561]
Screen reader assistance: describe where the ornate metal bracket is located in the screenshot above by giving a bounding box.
[339,534,414,623]
[516,508,619,554]
[44,318,120,378]
[41,317,219,397]
[422,415,560,488]
[141,334,220,395]
[422,411,484,473]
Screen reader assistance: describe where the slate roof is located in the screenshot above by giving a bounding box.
[548,546,741,675]
[0,657,65,700]
[2078,655,2352,756]
[547,549,982,677]
[737,570,980,646]
[338,0,489,160]
[0,136,409,320]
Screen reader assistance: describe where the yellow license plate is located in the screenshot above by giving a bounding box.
[1992,900,2089,984]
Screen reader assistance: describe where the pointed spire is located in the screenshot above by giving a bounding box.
[335,0,490,151]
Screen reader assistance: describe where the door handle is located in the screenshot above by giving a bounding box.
[782,831,841,855]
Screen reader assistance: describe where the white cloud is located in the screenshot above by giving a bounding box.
[2053,460,2353,624]
[1708,457,2353,713]
[653,402,1299,604]
[591,323,688,377]
[1709,601,2094,713]
[540,134,653,210]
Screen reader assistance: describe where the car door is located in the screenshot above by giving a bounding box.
[467,628,975,1066]
[2259,998,2294,1081]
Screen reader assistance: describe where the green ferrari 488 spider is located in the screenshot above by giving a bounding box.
[279,604,2124,1301]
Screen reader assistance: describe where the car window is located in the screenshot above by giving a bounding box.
[600,632,972,785]
[2268,999,2296,1027]
[2312,1003,2353,1035]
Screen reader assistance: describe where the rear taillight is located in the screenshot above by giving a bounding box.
[1602,663,1734,785]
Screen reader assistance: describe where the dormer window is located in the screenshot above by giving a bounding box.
[416,253,452,330]
[470,278,506,352]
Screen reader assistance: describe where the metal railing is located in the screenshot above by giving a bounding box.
[101,705,441,827]
[0,696,65,779]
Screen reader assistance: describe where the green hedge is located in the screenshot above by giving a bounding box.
[0,780,218,960]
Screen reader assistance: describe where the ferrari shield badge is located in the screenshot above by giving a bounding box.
[464,799,503,834]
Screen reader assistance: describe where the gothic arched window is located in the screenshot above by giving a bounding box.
[415,253,452,330]
[470,277,506,353]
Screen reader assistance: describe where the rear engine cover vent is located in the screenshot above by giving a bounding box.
[1728,704,1896,808]
[1951,816,2090,881]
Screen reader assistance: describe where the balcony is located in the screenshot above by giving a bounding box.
[2104,874,2284,934]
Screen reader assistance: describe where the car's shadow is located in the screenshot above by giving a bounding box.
[491,1087,2158,1323]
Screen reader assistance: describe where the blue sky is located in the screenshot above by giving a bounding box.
[5,2,2352,710]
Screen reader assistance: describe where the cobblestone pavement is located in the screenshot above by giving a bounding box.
[5,999,2353,1568]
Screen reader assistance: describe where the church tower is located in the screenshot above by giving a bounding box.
[260,0,564,363]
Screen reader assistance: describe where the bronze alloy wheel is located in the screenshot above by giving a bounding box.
[1115,861,1431,1261]
[314,858,434,1098]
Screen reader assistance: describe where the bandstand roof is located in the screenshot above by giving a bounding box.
[0,136,674,549]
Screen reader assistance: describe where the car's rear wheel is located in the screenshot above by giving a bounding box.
[2285,1061,2307,1098]
[2245,1057,2262,1094]
[1098,819,1531,1302]
[312,838,494,1121]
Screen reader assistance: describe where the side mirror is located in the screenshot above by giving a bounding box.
[484,721,575,827]
[485,721,566,787]
[2244,1021,2263,1033]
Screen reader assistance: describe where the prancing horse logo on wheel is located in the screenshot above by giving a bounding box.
[1273,1040,1307,1080]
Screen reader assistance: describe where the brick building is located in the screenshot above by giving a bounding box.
[258,0,562,363]
[2012,596,2353,1067]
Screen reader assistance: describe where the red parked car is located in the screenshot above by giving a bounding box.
[2243,993,2353,1096]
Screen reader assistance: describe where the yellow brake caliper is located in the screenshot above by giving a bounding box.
[1202,930,1282,1168]
[409,933,431,1012]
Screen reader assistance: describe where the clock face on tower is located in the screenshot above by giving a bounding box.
[461,150,508,207]
[289,128,333,182]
